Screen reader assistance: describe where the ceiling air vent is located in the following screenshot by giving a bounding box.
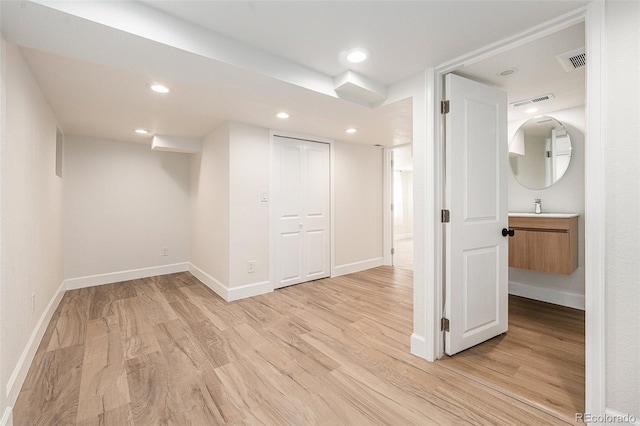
[510,93,555,109]
[557,47,586,72]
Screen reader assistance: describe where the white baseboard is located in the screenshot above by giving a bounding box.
[410,333,427,359]
[332,257,384,277]
[509,280,585,310]
[5,279,66,411]
[187,263,272,302]
[188,263,228,301]
[1,406,12,426]
[64,262,189,290]
[227,281,272,301]
[394,233,414,241]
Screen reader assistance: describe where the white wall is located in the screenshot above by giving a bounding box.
[507,106,585,309]
[189,122,384,296]
[228,123,270,288]
[190,124,230,286]
[334,141,384,270]
[64,136,190,282]
[1,43,64,422]
[605,0,640,418]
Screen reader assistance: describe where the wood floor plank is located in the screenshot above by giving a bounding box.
[124,351,189,425]
[46,289,91,351]
[14,345,84,426]
[76,320,130,423]
[15,267,584,425]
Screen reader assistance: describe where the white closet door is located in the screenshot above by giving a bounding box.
[272,136,330,289]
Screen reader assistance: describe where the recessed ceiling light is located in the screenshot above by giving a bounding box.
[134,129,150,135]
[343,48,371,64]
[345,128,358,134]
[525,107,539,114]
[276,112,290,119]
[498,68,518,76]
[150,84,170,94]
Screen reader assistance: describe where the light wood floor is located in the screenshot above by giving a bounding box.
[14,267,582,425]
[438,295,585,423]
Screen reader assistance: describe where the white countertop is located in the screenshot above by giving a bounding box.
[508,212,579,218]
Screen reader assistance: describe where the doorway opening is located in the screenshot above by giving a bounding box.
[391,145,414,270]
[436,21,586,422]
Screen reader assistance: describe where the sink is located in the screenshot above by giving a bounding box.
[508,212,579,218]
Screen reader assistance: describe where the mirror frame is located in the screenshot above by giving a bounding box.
[508,115,572,190]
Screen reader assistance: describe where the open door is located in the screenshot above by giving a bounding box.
[443,74,510,356]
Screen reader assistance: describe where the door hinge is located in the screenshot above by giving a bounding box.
[391,248,395,255]
[441,100,450,114]
[441,317,450,332]
[441,209,450,223]
[391,203,394,211]
[391,159,394,168]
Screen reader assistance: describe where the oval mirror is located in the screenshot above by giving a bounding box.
[509,116,572,190]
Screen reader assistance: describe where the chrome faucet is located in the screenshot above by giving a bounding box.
[534,198,542,214]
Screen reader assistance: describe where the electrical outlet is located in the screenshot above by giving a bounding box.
[31,293,35,313]
[248,261,255,273]
[161,247,168,257]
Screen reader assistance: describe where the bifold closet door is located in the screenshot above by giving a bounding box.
[272,136,330,289]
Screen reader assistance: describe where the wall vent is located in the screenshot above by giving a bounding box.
[510,93,555,109]
[557,47,586,72]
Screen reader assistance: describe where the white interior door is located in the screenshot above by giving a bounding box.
[444,74,509,356]
[272,136,330,289]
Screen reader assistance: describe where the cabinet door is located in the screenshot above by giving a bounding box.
[509,228,530,270]
[528,230,570,274]
[509,228,571,274]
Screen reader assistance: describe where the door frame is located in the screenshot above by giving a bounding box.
[383,143,413,267]
[268,130,335,290]
[421,2,605,415]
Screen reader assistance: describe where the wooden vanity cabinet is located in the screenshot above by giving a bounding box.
[508,216,578,275]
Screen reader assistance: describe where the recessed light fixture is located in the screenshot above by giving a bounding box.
[345,128,358,134]
[150,83,170,94]
[498,68,518,76]
[134,129,150,135]
[276,112,290,119]
[342,47,371,64]
[525,107,539,114]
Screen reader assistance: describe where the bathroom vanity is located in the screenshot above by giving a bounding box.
[508,213,579,275]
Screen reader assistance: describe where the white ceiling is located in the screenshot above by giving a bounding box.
[457,23,585,122]
[1,0,589,146]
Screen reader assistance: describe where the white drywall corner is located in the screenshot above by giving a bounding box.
[152,135,202,153]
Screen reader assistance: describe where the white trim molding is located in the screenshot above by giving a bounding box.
[64,262,189,290]
[584,0,606,417]
[188,262,229,301]
[227,281,272,302]
[410,333,427,359]
[5,280,66,411]
[332,257,384,277]
[188,263,271,302]
[509,281,585,310]
[0,407,12,426]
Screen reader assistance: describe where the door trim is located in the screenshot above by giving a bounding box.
[268,130,335,290]
[383,143,414,267]
[422,3,605,416]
